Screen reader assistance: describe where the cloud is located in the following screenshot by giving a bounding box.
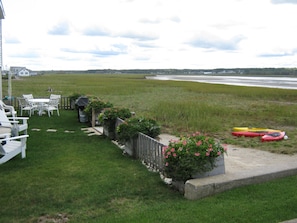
[136,42,157,48]
[119,31,159,41]
[4,36,20,44]
[61,43,128,57]
[9,50,40,58]
[48,21,71,35]
[271,0,297,4]
[139,15,181,24]
[258,48,297,57]
[82,26,111,36]
[187,34,245,51]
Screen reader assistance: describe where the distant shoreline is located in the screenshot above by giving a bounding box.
[147,75,297,90]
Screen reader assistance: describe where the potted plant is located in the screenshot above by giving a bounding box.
[84,97,113,125]
[99,107,132,139]
[117,117,161,157]
[162,132,227,185]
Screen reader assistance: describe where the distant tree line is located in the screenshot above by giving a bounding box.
[42,68,297,76]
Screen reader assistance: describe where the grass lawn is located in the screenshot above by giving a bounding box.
[1,110,297,222]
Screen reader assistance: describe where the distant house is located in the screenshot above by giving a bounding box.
[10,66,31,76]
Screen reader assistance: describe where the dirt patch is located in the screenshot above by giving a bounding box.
[37,213,69,223]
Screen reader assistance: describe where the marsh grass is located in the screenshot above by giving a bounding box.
[5,73,297,154]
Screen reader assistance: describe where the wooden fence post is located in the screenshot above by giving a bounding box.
[92,108,95,127]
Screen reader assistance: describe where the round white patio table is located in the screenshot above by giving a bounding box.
[28,98,50,116]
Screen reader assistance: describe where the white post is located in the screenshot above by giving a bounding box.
[0,1,5,100]
[0,19,2,100]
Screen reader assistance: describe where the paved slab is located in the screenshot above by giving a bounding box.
[185,145,297,200]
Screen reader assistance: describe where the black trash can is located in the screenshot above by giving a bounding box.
[75,96,89,123]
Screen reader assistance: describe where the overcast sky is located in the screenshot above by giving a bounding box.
[1,0,297,70]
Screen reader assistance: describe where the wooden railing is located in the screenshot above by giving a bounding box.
[137,132,165,172]
[115,117,165,172]
[4,96,74,110]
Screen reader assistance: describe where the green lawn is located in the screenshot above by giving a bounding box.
[1,110,297,222]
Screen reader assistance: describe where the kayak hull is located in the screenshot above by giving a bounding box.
[232,131,272,137]
[261,132,286,142]
[233,127,281,132]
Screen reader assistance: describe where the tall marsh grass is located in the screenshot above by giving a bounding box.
[4,73,297,153]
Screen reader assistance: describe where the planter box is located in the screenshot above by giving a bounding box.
[171,155,225,194]
[123,138,137,158]
[192,155,225,179]
[103,126,116,140]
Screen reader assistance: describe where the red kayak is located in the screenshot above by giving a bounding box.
[261,132,286,142]
[232,131,273,137]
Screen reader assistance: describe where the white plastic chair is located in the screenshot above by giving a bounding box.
[22,94,34,100]
[17,97,36,116]
[0,134,29,164]
[22,94,37,115]
[44,98,60,117]
[49,94,61,99]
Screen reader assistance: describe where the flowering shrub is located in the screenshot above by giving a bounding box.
[163,132,227,182]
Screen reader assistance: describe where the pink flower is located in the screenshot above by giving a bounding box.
[196,140,202,146]
[194,152,200,157]
[173,153,177,157]
[162,146,168,154]
[208,148,213,152]
[165,162,169,166]
[217,151,221,156]
[223,144,228,151]
[170,148,175,152]
[167,151,171,155]
[206,152,210,156]
[182,140,187,146]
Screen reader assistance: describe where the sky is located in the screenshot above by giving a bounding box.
[1,0,297,71]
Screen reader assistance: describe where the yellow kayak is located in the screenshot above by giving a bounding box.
[233,127,281,132]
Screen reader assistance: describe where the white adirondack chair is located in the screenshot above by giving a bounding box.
[0,100,17,117]
[0,101,28,136]
[0,134,29,164]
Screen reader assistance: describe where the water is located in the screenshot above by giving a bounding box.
[147,75,297,90]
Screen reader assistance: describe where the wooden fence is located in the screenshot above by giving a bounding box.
[4,96,73,110]
[137,132,165,172]
[115,117,165,172]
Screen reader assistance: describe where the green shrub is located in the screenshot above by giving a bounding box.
[99,107,132,131]
[84,97,113,117]
[117,117,161,143]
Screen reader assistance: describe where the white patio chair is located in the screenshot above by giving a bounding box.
[0,134,29,164]
[22,94,38,115]
[0,101,29,136]
[44,98,60,117]
[22,94,34,100]
[17,97,36,116]
[49,94,61,99]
